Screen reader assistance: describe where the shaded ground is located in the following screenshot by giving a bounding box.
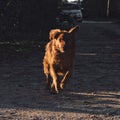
[0,21,120,120]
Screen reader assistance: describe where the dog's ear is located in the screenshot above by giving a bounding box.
[49,29,61,40]
[69,25,80,34]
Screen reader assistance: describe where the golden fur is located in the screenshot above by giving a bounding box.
[43,25,79,93]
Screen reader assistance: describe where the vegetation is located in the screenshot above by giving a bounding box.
[0,0,60,56]
[0,0,59,33]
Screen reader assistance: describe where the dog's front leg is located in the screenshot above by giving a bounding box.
[50,66,59,93]
[60,70,72,90]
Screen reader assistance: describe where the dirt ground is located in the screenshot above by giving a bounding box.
[0,21,120,120]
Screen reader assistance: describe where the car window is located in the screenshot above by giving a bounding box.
[62,4,80,10]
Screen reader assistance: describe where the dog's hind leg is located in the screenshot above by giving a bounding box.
[60,70,72,90]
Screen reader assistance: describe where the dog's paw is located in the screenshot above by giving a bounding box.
[60,83,64,90]
[50,89,59,94]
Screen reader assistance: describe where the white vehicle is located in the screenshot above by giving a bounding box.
[59,3,83,23]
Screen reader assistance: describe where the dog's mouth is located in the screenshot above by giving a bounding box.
[59,47,65,53]
[57,44,65,53]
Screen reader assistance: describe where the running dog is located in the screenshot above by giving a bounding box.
[43,25,79,93]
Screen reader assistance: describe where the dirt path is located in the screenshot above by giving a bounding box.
[0,22,120,120]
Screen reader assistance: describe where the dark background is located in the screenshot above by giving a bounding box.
[0,0,120,33]
[0,0,120,59]
[82,0,120,19]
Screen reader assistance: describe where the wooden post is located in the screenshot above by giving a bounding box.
[107,0,110,17]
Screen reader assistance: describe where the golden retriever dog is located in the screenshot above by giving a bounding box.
[43,25,79,93]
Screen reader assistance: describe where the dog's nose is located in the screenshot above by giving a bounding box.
[60,46,65,53]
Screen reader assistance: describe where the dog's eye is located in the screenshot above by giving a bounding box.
[59,39,62,42]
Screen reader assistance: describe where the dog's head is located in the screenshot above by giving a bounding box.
[49,26,79,53]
